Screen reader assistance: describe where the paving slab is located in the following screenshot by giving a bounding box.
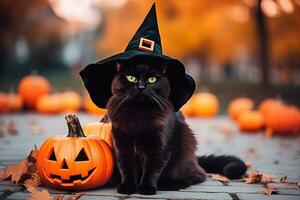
[131,191,232,200]
[237,193,300,200]
[0,114,300,200]
[181,185,265,193]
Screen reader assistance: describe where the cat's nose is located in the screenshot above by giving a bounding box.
[137,80,146,90]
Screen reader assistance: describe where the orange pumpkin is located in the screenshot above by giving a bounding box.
[0,93,10,113]
[228,98,254,120]
[259,98,282,115]
[60,91,82,112]
[83,122,113,147]
[18,75,51,108]
[264,105,300,135]
[180,96,194,117]
[8,93,23,112]
[36,94,62,114]
[237,111,264,132]
[192,93,219,117]
[37,115,114,190]
[84,93,107,115]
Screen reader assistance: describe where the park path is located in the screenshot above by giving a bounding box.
[0,114,299,200]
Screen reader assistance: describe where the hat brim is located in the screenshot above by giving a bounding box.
[80,50,195,111]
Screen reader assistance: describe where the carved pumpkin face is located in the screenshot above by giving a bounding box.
[37,115,114,190]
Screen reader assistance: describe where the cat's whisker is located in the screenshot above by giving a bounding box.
[110,94,129,117]
[151,96,165,112]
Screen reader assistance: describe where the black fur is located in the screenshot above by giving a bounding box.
[105,60,246,195]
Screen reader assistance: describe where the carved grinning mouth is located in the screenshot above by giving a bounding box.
[50,168,96,183]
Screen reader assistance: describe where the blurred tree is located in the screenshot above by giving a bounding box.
[0,0,66,79]
[96,0,300,85]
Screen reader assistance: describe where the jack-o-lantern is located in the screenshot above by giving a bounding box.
[37,115,114,190]
[83,122,113,147]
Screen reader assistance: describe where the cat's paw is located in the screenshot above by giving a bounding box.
[117,182,137,194]
[138,184,157,195]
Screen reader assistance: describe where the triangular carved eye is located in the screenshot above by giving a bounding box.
[75,148,89,161]
[49,148,57,161]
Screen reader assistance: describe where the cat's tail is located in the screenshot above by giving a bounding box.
[197,155,247,179]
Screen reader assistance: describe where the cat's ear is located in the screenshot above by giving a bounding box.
[116,62,122,72]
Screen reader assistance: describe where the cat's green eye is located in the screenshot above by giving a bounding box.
[148,77,157,83]
[126,75,137,83]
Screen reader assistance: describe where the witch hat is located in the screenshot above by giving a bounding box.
[80,3,195,111]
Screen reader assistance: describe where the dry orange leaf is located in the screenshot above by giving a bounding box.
[28,145,38,162]
[0,159,28,183]
[207,173,229,183]
[24,173,41,188]
[0,146,38,184]
[258,187,276,195]
[279,175,287,183]
[244,171,274,184]
[27,186,51,200]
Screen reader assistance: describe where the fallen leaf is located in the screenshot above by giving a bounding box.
[7,121,17,135]
[0,146,38,184]
[24,173,41,188]
[28,145,38,163]
[27,186,51,200]
[244,171,274,184]
[0,159,28,183]
[279,175,287,183]
[258,187,276,195]
[208,173,229,183]
[68,192,84,200]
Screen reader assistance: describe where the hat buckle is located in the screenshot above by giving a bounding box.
[138,37,155,52]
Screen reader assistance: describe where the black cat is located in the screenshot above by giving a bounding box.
[105,58,247,195]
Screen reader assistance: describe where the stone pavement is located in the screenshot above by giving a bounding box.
[0,114,299,200]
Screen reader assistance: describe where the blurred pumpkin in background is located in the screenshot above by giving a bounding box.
[83,122,112,147]
[0,93,10,113]
[8,93,23,112]
[180,96,194,117]
[228,98,254,120]
[237,111,264,132]
[84,92,107,115]
[36,94,62,114]
[18,75,51,109]
[192,92,219,117]
[264,105,300,135]
[259,98,282,116]
[60,91,82,112]
[37,115,114,190]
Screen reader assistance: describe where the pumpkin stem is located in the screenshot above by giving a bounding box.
[65,114,86,137]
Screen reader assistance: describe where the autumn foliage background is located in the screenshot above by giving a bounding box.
[0,0,300,110]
